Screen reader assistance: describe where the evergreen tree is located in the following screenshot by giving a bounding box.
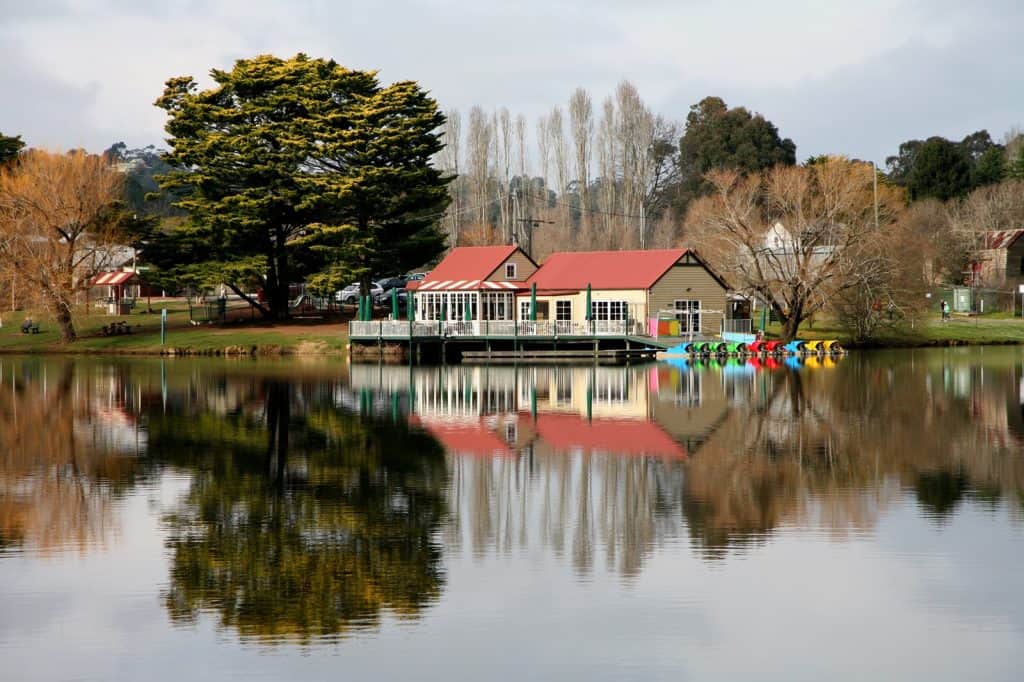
[154,54,449,319]
[905,137,972,201]
[0,132,24,166]
[677,96,796,206]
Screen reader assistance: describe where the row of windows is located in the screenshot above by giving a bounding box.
[516,300,629,321]
[417,293,702,327]
[418,292,478,321]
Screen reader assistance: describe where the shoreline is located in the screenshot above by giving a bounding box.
[1,336,1022,357]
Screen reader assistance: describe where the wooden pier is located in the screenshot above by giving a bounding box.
[461,348,659,365]
[348,320,674,364]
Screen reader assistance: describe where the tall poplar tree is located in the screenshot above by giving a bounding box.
[154,54,449,319]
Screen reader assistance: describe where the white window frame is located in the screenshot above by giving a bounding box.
[590,300,627,322]
[519,300,531,321]
[555,300,572,322]
[505,262,518,280]
[674,299,701,333]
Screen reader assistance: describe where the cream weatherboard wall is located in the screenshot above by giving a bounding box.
[517,290,648,323]
[647,261,728,336]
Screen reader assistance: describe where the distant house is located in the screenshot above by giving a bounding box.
[973,230,1024,288]
[408,246,730,336]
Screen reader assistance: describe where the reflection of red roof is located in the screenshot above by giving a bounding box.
[409,415,514,457]
[983,230,1024,249]
[527,249,687,292]
[531,413,687,459]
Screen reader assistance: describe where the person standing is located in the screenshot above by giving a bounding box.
[940,300,950,322]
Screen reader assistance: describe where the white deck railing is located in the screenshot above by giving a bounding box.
[350,319,648,339]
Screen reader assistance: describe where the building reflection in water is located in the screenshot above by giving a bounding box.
[351,354,1024,567]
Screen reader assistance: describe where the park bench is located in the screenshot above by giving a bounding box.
[101,321,134,336]
[20,321,40,334]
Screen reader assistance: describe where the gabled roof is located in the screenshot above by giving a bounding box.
[410,245,527,291]
[983,229,1024,250]
[525,248,690,291]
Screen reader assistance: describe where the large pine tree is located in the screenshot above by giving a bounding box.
[154,54,449,319]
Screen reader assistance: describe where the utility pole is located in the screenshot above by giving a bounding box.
[640,202,646,249]
[516,217,553,260]
[871,161,879,229]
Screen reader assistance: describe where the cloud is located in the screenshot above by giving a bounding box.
[1,0,1021,162]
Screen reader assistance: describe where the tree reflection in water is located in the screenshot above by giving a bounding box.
[679,355,1024,557]
[148,378,448,644]
[0,359,145,554]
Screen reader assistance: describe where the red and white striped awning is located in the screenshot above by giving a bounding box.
[92,271,136,286]
[416,279,521,291]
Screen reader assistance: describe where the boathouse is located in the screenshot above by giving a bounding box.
[351,245,730,361]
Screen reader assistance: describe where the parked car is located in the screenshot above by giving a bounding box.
[373,288,409,309]
[375,277,407,293]
[336,282,383,304]
[405,272,429,281]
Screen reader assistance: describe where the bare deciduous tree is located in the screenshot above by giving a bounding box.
[686,158,904,340]
[438,109,462,245]
[0,150,124,341]
[467,107,493,228]
[568,88,593,233]
[948,180,1024,285]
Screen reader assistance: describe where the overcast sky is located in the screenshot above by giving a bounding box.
[2,0,1022,166]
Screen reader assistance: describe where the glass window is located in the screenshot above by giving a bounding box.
[674,300,701,333]
[505,262,517,279]
[556,300,572,321]
[520,300,531,321]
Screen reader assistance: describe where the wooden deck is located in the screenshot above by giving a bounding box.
[348,320,678,362]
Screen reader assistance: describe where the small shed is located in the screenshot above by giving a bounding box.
[92,271,139,314]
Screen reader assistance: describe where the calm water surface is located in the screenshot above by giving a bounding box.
[1,349,1023,681]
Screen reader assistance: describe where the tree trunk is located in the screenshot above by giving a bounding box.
[51,299,76,343]
[778,297,807,342]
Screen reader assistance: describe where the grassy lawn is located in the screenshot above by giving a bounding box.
[0,300,351,355]
[767,313,1024,347]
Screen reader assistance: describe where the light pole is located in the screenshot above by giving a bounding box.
[871,161,879,229]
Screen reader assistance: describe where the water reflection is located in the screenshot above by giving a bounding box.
[0,351,1022,651]
[146,376,448,644]
[351,355,1024,563]
[0,360,146,554]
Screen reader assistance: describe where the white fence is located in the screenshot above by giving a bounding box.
[350,319,647,339]
[721,318,753,334]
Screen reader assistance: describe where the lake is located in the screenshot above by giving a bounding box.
[1,349,1023,681]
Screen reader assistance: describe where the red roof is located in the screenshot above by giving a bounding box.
[92,271,137,286]
[983,230,1024,250]
[526,249,688,292]
[531,413,687,459]
[413,245,522,288]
